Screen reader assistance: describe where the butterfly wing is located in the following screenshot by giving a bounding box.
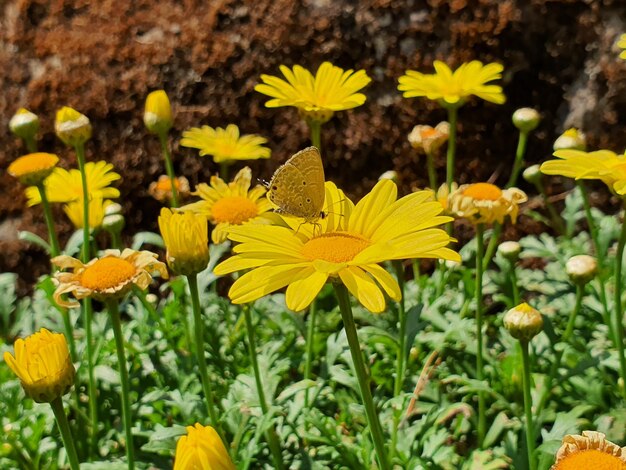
[268,147,325,221]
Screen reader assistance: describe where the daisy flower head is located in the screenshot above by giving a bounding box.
[181,124,270,164]
[8,153,59,186]
[181,167,273,244]
[408,122,450,155]
[158,208,210,276]
[255,62,372,124]
[214,179,460,313]
[52,249,168,308]
[148,175,190,203]
[174,423,235,470]
[551,430,626,470]
[618,33,626,60]
[398,60,505,108]
[63,197,112,230]
[449,182,527,225]
[25,161,120,207]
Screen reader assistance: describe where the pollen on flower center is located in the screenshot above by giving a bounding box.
[553,449,626,470]
[80,257,137,290]
[212,196,259,225]
[301,232,370,263]
[156,177,179,191]
[463,182,502,201]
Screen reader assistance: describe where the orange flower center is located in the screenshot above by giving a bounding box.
[211,196,258,225]
[553,449,626,470]
[80,257,136,290]
[8,153,58,177]
[301,232,370,263]
[463,183,502,201]
[421,128,439,138]
[156,177,180,191]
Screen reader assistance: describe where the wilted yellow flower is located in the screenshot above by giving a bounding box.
[55,106,92,147]
[148,175,190,203]
[181,124,270,164]
[553,128,586,151]
[174,423,235,470]
[144,90,173,135]
[8,153,58,186]
[618,33,626,60]
[408,122,450,155]
[52,249,168,308]
[158,208,210,276]
[181,167,273,244]
[3,328,75,403]
[449,182,527,225]
[255,62,371,124]
[398,61,505,107]
[503,303,543,342]
[215,180,459,313]
[9,108,39,140]
[551,430,626,470]
[63,197,112,229]
[25,161,120,207]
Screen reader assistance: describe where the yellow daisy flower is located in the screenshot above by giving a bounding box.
[214,180,460,313]
[398,60,506,107]
[52,249,168,308]
[158,208,210,276]
[449,182,527,225]
[181,124,270,164]
[3,328,75,404]
[255,61,371,123]
[424,182,457,214]
[618,33,626,60]
[8,152,59,186]
[148,175,190,203]
[63,197,112,229]
[25,161,120,207]
[551,430,626,469]
[174,423,235,470]
[181,167,273,244]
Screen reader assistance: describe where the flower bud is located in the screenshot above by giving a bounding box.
[55,106,92,147]
[498,241,521,261]
[522,164,542,185]
[9,108,40,140]
[3,328,76,403]
[158,208,210,276]
[104,202,123,216]
[408,122,450,154]
[144,90,173,135]
[503,303,544,342]
[102,214,125,234]
[174,423,235,470]
[512,108,540,133]
[553,128,586,151]
[566,255,598,285]
[145,293,158,305]
[378,170,398,183]
[8,153,58,186]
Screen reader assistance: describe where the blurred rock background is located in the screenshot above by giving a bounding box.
[1,0,626,291]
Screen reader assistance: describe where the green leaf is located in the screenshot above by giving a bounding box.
[18,231,50,252]
[132,231,164,250]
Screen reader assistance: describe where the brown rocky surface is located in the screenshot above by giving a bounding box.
[2,0,626,294]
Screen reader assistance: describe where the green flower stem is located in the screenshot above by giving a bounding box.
[109,230,123,250]
[36,184,61,258]
[520,340,536,470]
[474,223,486,448]
[74,142,90,263]
[50,396,81,470]
[24,136,37,153]
[390,261,407,461]
[186,274,223,436]
[158,133,179,208]
[508,259,520,306]
[563,284,584,342]
[532,178,565,236]
[83,297,98,457]
[482,224,502,271]
[506,131,529,189]
[613,212,626,400]
[334,283,391,470]
[445,105,458,191]
[219,162,230,181]
[242,304,285,470]
[309,120,322,150]
[107,300,135,470]
[426,152,437,190]
[304,299,317,409]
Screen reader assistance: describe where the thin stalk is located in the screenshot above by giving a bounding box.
[25,136,37,153]
[334,284,391,470]
[36,184,61,258]
[186,274,223,438]
[563,284,584,342]
[50,396,81,470]
[520,340,536,470]
[309,120,322,150]
[508,259,520,306]
[219,162,230,181]
[74,142,90,263]
[304,300,317,409]
[107,300,135,470]
[506,131,528,188]
[426,152,437,189]
[445,105,458,191]
[390,261,407,461]
[482,223,502,270]
[613,213,626,400]
[243,304,285,469]
[83,296,98,457]
[475,224,486,447]
[158,133,179,208]
[533,178,565,235]
[110,230,122,250]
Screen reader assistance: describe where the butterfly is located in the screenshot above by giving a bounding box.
[267,146,326,224]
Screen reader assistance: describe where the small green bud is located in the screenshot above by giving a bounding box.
[566,255,598,285]
[522,164,542,185]
[9,108,40,140]
[512,108,540,133]
[553,128,586,151]
[144,90,173,135]
[503,303,544,342]
[498,241,521,261]
[102,214,125,234]
[55,107,92,147]
[104,202,123,216]
[378,170,398,183]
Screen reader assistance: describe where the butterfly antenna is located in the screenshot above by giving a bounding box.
[257,178,270,188]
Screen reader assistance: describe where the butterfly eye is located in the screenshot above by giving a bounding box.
[302,181,307,185]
